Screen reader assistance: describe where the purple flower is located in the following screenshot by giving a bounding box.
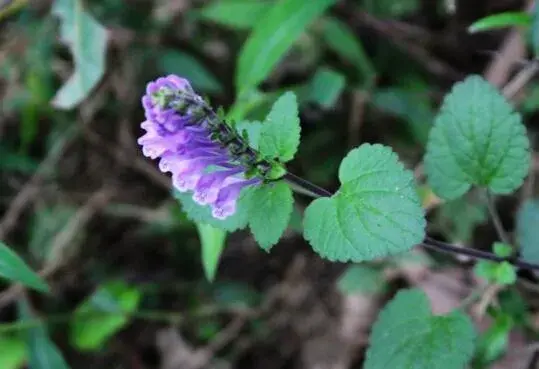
[138,75,261,219]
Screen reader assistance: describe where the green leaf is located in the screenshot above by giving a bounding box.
[516,199,539,263]
[51,0,108,109]
[0,242,48,292]
[493,242,513,258]
[425,75,530,200]
[303,144,425,262]
[195,0,273,30]
[495,262,517,285]
[364,289,475,369]
[475,259,516,286]
[474,314,513,367]
[337,265,386,295]
[498,289,528,326]
[174,190,249,232]
[474,260,496,281]
[245,182,293,250]
[304,66,346,109]
[158,50,223,94]
[235,120,263,150]
[320,16,375,81]
[475,242,517,285]
[259,92,301,162]
[468,12,531,33]
[70,280,141,351]
[18,299,70,369]
[196,223,227,281]
[0,145,39,174]
[0,334,27,369]
[236,0,336,94]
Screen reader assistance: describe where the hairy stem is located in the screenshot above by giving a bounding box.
[285,171,539,272]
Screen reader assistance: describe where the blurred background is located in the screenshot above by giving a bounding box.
[1,0,539,368]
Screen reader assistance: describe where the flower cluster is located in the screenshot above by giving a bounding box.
[138,75,261,219]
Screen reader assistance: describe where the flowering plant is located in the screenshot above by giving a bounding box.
[134,71,537,369]
[2,0,539,367]
[138,75,270,220]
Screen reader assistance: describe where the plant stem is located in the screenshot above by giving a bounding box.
[422,237,539,270]
[285,171,539,271]
[484,190,510,244]
[502,59,539,99]
[283,172,333,198]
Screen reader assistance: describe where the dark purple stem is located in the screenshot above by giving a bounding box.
[284,172,539,272]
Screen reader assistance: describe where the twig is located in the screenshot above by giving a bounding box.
[458,283,490,310]
[41,187,115,275]
[484,0,536,88]
[502,60,539,99]
[350,9,462,80]
[473,283,502,319]
[190,315,250,369]
[0,187,114,309]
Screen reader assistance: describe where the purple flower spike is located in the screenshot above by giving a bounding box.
[138,75,262,219]
[212,179,261,220]
[193,168,244,205]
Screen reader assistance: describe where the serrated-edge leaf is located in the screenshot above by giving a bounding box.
[0,242,48,292]
[304,144,426,262]
[246,182,294,250]
[51,0,108,109]
[365,289,475,369]
[425,75,530,200]
[259,91,301,162]
[235,120,263,150]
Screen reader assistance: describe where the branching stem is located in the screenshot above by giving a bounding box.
[285,171,539,272]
